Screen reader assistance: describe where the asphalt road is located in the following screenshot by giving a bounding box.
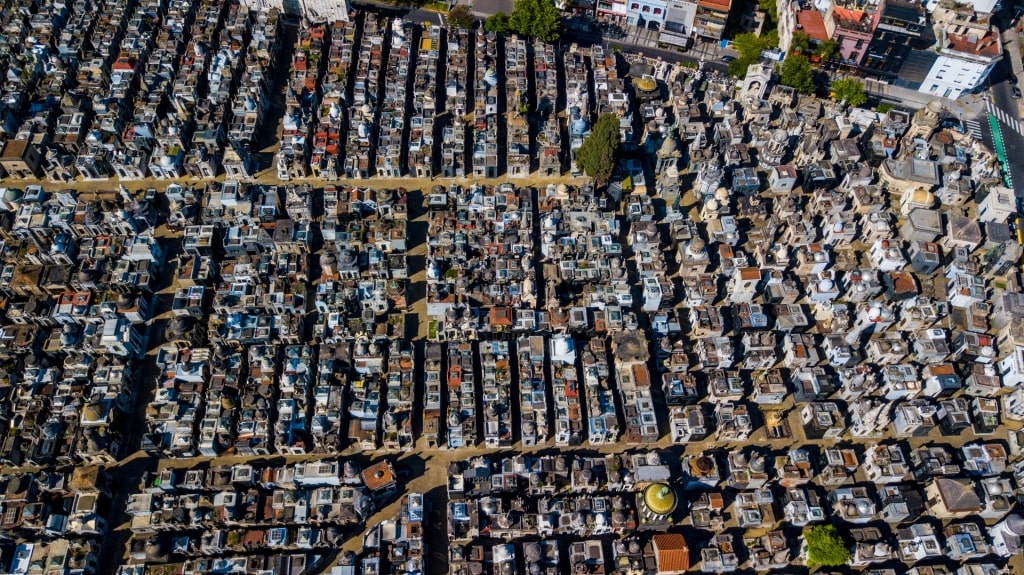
[988,57,1024,196]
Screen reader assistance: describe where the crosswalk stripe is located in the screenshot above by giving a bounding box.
[964,116,984,139]
[986,100,1024,138]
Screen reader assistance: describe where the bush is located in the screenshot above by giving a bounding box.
[805,524,850,569]
[876,103,894,114]
[815,39,839,62]
[448,4,475,29]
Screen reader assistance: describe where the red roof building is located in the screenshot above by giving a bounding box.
[652,533,691,574]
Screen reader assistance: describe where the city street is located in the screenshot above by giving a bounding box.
[989,57,1024,196]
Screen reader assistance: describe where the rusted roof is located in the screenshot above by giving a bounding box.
[797,10,830,42]
[361,461,395,492]
[698,0,731,10]
[653,533,691,572]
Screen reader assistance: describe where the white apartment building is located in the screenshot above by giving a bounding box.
[919,16,1001,99]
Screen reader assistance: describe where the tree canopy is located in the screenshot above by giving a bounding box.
[758,0,778,22]
[790,31,811,54]
[779,55,815,94]
[805,525,850,569]
[728,32,774,77]
[577,113,621,186]
[508,0,563,42]
[484,11,510,34]
[815,39,839,62]
[831,77,868,107]
[448,4,475,29]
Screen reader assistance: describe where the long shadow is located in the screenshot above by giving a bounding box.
[97,457,159,575]
[255,21,299,173]
[423,484,450,574]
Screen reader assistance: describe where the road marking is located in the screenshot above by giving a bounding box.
[987,100,1024,137]
[964,118,983,139]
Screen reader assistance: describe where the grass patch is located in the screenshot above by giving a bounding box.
[423,1,448,11]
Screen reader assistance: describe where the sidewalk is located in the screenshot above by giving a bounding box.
[1003,29,1024,118]
[858,76,989,117]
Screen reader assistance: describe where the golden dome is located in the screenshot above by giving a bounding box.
[643,483,678,516]
[910,188,935,206]
[635,78,657,92]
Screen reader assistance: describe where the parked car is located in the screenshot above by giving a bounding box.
[940,118,964,133]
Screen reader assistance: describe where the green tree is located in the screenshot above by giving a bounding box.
[815,39,839,62]
[484,11,510,33]
[790,31,811,54]
[577,113,621,186]
[758,0,778,22]
[804,525,851,568]
[509,0,563,42]
[727,32,772,77]
[831,77,868,107]
[448,4,476,29]
[780,55,815,94]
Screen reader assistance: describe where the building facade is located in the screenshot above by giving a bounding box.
[825,1,880,66]
[861,0,926,78]
[626,0,669,28]
[918,16,1001,98]
[694,0,731,39]
[659,0,699,45]
[597,0,630,22]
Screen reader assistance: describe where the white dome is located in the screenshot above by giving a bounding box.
[494,545,512,562]
[555,338,574,356]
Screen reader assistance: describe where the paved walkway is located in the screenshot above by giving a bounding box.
[1004,29,1024,119]
[859,76,991,116]
[12,172,586,197]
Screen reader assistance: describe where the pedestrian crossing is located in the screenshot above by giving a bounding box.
[986,100,1024,137]
[964,117,984,140]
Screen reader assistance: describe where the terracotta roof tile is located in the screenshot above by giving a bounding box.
[653,533,690,572]
[797,9,830,42]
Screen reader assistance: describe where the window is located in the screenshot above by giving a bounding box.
[642,5,650,11]
[930,84,939,92]
[855,39,864,49]
[654,7,662,14]
[631,2,639,8]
